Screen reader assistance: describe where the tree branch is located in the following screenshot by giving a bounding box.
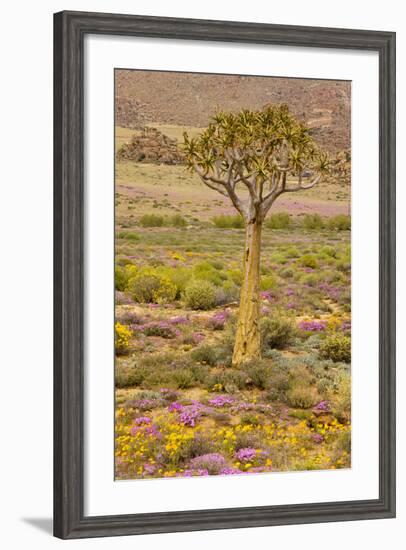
[283,173,321,192]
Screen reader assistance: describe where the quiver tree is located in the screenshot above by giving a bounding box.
[183,104,332,366]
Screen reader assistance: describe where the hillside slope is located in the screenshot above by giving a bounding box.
[115,70,351,152]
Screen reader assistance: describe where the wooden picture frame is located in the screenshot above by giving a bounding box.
[54,10,396,539]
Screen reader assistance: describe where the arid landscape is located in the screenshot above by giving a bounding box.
[114,70,351,480]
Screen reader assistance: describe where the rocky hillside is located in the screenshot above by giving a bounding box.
[115,70,351,152]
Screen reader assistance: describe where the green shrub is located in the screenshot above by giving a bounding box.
[260,274,277,290]
[327,215,351,231]
[320,245,337,258]
[211,214,244,229]
[155,266,190,298]
[261,314,296,350]
[170,214,187,227]
[319,333,351,363]
[115,266,128,291]
[328,373,351,422]
[117,231,140,242]
[285,247,300,258]
[245,360,272,390]
[139,213,165,227]
[114,264,137,291]
[303,214,324,230]
[240,413,261,426]
[265,212,291,229]
[193,261,224,286]
[127,269,177,304]
[191,344,218,366]
[183,279,217,310]
[285,386,318,408]
[115,363,147,388]
[225,269,243,286]
[279,267,295,279]
[172,369,195,389]
[299,254,318,269]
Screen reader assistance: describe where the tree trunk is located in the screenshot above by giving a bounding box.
[232,219,262,366]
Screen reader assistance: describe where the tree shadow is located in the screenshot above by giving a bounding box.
[22,518,53,535]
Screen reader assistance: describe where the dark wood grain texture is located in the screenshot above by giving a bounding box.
[54,10,396,539]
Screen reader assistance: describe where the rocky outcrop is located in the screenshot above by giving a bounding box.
[116,127,185,165]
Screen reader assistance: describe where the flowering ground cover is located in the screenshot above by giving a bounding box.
[114,124,351,480]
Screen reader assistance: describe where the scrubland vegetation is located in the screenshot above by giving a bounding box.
[115,181,351,479]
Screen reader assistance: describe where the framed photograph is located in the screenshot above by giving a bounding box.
[54,10,396,539]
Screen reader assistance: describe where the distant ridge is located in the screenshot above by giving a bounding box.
[115,70,351,152]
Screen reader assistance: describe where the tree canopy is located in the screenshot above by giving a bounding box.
[183,104,333,223]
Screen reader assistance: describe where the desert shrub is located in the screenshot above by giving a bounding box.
[183,279,217,310]
[117,231,140,242]
[116,308,142,325]
[115,362,147,388]
[327,215,351,231]
[303,213,324,230]
[115,290,132,305]
[319,333,351,363]
[225,269,243,286]
[316,377,333,395]
[234,431,263,451]
[240,413,261,426]
[320,245,337,258]
[115,322,132,355]
[300,273,320,287]
[139,213,165,227]
[280,267,295,279]
[170,214,187,227]
[114,264,137,291]
[265,212,291,229]
[336,259,351,273]
[191,344,218,366]
[193,261,224,286]
[214,282,240,305]
[264,370,290,401]
[245,360,272,390]
[328,373,351,422]
[299,254,318,269]
[261,314,296,350]
[285,386,318,409]
[260,274,277,290]
[172,369,195,389]
[141,321,179,339]
[156,266,190,298]
[285,246,300,258]
[115,266,128,291]
[211,214,244,229]
[127,269,177,304]
[178,435,214,461]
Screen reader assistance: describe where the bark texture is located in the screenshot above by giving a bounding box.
[232,220,262,366]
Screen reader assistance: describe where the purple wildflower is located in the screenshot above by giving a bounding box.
[220,468,241,475]
[314,400,330,412]
[235,448,257,462]
[208,310,230,330]
[312,433,324,444]
[143,463,157,475]
[298,319,327,332]
[177,469,209,477]
[168,401,184,413]
[260,290,274,302]
[168,316,189,325]
[133,416,151,425]
[208,395,234,408]
[190,453,227,474]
